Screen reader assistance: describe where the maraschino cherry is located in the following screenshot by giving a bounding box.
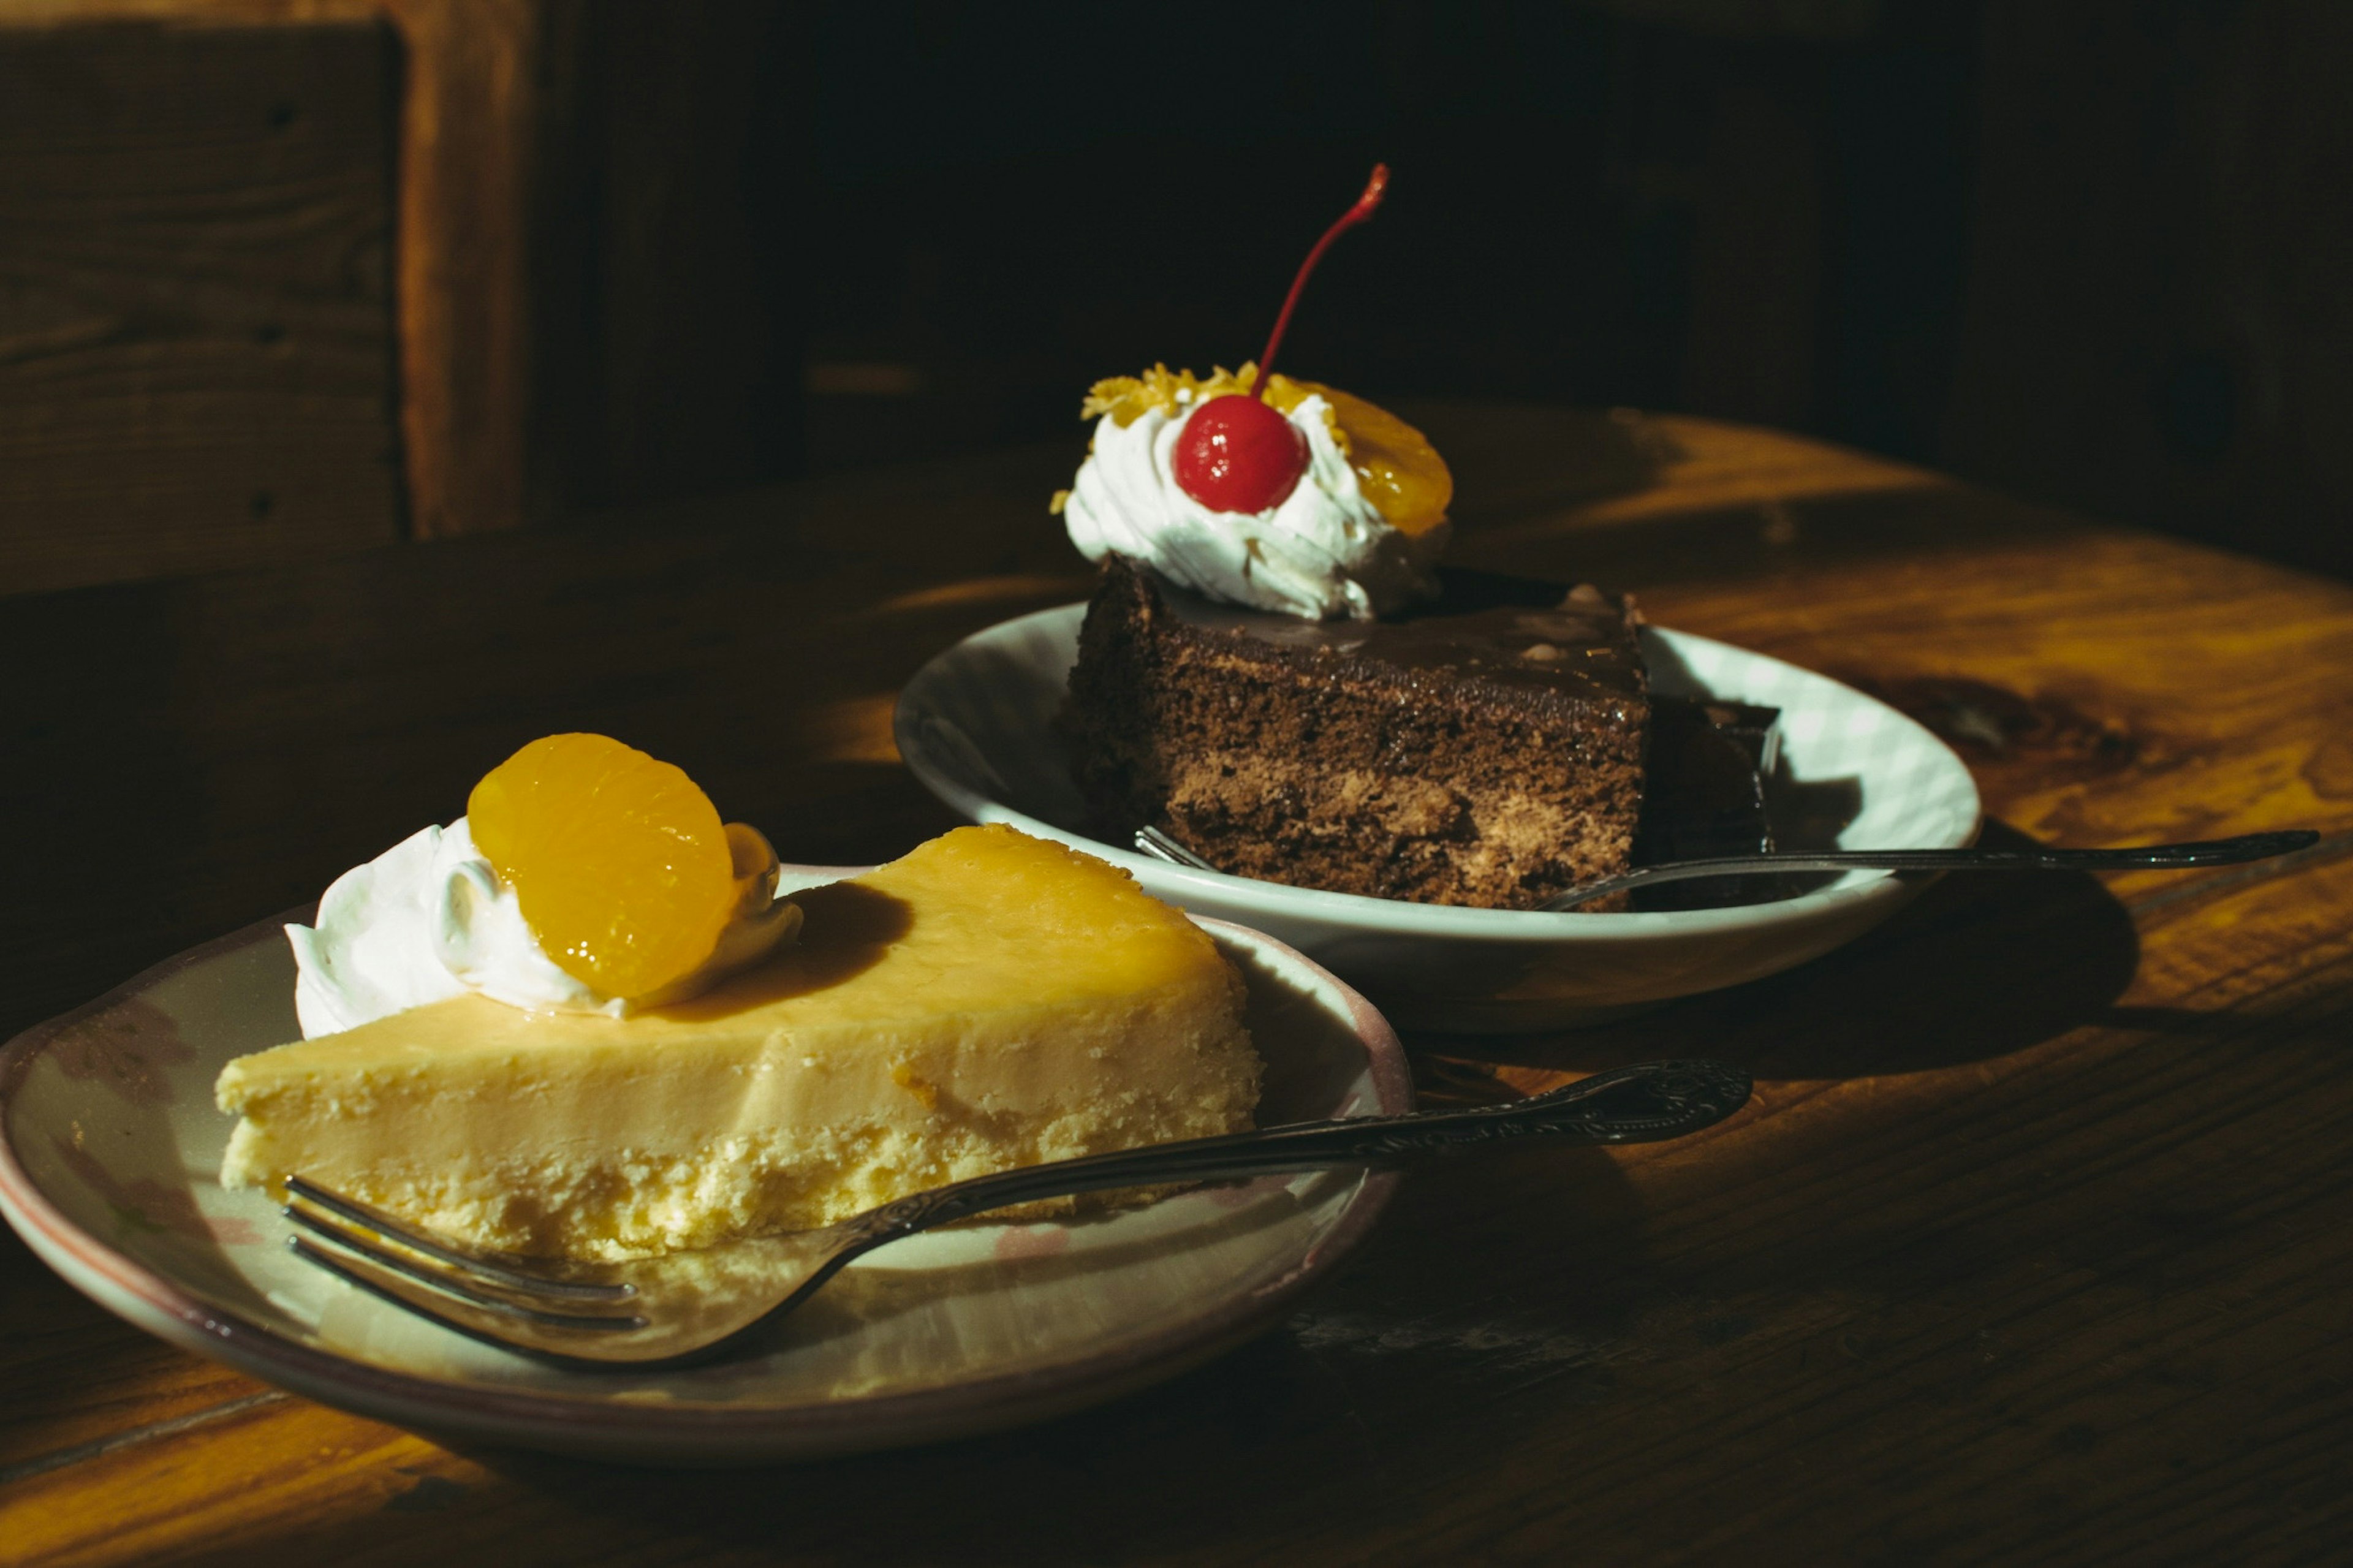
[1172,164,1390,514]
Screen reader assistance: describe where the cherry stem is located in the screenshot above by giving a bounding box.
[1247,163,1390,400]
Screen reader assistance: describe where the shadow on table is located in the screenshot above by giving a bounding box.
[1414,818,2145,1084]
[1401,401,1675,533]
[199,1143,1659,1566]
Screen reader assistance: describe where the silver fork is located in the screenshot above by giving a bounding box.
[1132,825,2320,910]
[283,1057,1751,1369]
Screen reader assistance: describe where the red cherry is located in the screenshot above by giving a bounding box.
[1172,395,1313,512]
[1172,164,1390,515]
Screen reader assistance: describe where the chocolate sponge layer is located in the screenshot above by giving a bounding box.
[1064,559,1650,911]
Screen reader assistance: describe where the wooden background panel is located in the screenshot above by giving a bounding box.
[0,20,401,596]
[1944,0,2353,581]
[531,0,812,518]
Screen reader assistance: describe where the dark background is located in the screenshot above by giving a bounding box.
[3,0,2347,589]
[778,0,2350,578]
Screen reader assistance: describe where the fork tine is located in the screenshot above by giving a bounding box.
[1134,825,1218,871]
[287,1232,645,1331]
[283,1175,633,1302]
[281,1203,618,1321]
[289,1237,649,1353]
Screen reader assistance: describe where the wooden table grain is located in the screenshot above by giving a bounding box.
[4,406,2351,1566]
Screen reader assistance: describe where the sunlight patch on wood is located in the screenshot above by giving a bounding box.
[873,574,1091,615]
[804,694,901,764]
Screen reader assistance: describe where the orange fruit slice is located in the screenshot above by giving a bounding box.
[467,733,738,1001]
[1289,380,1453,536]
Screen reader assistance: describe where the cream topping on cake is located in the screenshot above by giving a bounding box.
[288,817,798,1037]
[1061,387,1447,621]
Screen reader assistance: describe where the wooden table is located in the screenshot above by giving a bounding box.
[6,407,2351,1564]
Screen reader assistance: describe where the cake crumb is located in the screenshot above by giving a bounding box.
[890,1061,941,1111]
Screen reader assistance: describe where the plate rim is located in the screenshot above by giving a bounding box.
[0,898,1411,1456]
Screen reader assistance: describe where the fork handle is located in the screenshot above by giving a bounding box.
[828,1059,1750,1252]
[1544,829,2321,909]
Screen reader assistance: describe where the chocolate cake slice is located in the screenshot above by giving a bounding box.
[1631,696,1781,909]
[1064,557,1650,910]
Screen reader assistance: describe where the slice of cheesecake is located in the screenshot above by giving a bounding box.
[218,825,1260,1260]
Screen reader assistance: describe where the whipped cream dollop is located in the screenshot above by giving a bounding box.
[287,818,799,1039]
[1062,393,1448,621]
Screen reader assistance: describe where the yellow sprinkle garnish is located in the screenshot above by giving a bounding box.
[1080,363,1235,426]
[1079,363,1346,452]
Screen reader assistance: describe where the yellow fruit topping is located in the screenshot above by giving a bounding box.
[468,733,739,1001]
[1078,363,1451,534]
[1288,379,1453,537]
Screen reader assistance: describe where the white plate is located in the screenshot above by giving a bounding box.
[895,604,1982,1032]
[0,884,1409,1465]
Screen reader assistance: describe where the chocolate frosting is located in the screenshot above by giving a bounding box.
[1141,563,1647,714]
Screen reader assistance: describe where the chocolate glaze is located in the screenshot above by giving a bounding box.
[1141,563,1647,721]
[1635,698,1776,862]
